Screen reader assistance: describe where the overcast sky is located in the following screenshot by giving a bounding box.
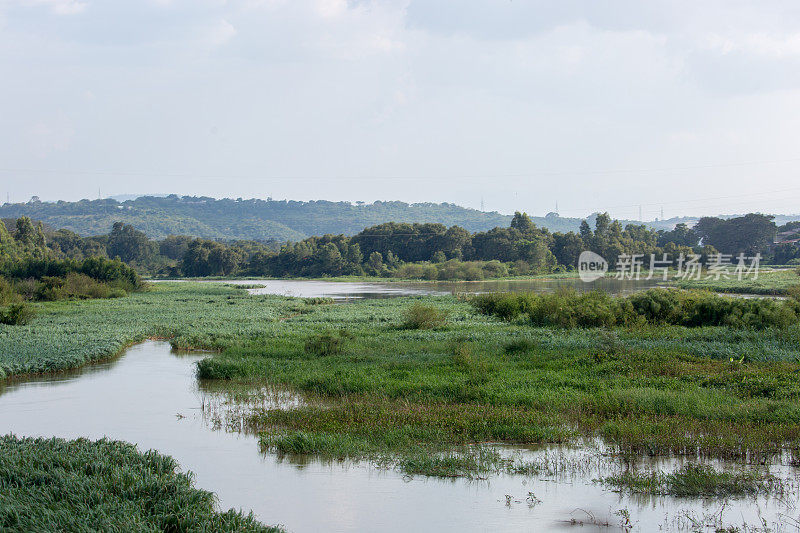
[2,0,800,219]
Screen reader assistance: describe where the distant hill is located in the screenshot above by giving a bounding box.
[0,196,518,240]
[3,195,797,241]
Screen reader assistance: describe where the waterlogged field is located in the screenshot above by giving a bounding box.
[2,282,800,530]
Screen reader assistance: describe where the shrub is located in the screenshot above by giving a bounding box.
[0,303,36,325]
[402,303,448,329]
[788,285,800,302]
[34,273,116,300]
[304,331,345,356]
[0,276,19,306]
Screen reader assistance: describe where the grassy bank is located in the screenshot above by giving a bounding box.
[0,435,281,532]
[3,283,800,478]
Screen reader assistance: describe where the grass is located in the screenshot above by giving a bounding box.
[3,282,800,478]
[598,463,782,497]
[674,268,800,295]
[0,434,282,532]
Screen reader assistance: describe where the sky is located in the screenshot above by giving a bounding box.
[2,0,800,220]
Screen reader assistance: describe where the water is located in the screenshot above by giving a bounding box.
[1,341,797,532]
[191,278,666,300]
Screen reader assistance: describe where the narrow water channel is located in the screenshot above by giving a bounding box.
[0,341,796,532]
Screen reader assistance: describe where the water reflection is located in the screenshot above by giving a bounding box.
[0,341,797,532]
[208,277,666,300]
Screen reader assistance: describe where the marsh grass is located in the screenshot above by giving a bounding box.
[304,331,345,356]
[599,463,783,498]
[0,434,281,532]
[5,282,800,482]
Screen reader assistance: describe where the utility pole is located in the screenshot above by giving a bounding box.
[661,206,664,220]
[480,196,484,212]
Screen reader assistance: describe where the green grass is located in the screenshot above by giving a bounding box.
[674,269,800,295]
[598,463,783,497]
[3,283,800,477]
[0,434,281,532]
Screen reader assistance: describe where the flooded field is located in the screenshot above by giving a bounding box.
[1,341,797,532]
[179,277,667,300]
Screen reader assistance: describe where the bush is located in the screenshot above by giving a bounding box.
[0,303,36,325]
[34,273,121,301]
[402,303,448,329]
[304,331,345,356]
[787,285,800,302]
[1,257,142,293]
[0,277,19,306]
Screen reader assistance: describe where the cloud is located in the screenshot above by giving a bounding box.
[208,18,237,45]
[2,0,800,216]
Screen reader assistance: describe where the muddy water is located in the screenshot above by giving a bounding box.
[1,341,797,532]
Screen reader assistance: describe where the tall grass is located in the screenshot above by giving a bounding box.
[599,463,782,497]
[0,434,281,532]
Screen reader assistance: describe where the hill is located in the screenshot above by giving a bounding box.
[4,195,797,241]
[0,196,545,240]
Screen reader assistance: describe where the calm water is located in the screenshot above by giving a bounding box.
[192,277,666,300]
[1,341,797,532]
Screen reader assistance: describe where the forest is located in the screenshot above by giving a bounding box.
[1,210,794,280]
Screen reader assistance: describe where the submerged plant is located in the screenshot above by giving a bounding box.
[599,463,782,498]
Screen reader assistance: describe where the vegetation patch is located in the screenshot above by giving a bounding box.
[304,331,346,356]
[0,303,36,326]
[598,463,783,498]
[401,302,449,329]
[472,288,800,329]
[0,434,281,532]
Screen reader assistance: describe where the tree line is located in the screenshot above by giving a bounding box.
[1,212,794,280]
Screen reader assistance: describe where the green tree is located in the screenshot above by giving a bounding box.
[107,222,155,263]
